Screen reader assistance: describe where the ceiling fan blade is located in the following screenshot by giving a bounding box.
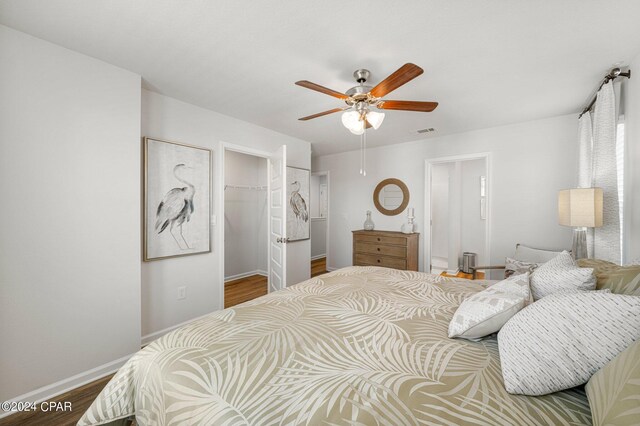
[295,80,349,100]
[298,107,348,121]
[369,63,424,98]
[378,100,438,112]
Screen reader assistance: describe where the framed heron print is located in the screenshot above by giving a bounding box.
[144,137,212,261]
[286,166,310,242]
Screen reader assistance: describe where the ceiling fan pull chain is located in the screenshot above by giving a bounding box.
[359,136,362,175]
[362,129,367,176]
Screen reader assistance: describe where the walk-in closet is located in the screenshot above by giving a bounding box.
[224,150,268,307]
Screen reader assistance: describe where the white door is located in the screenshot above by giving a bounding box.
[268,145,287,292]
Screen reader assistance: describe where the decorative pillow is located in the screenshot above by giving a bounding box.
[498,292,640,396]
[577,258,640,296]
[529,251,595,300]
[505,257,541,276]
[586,340,640,426]
[448,273,531,341]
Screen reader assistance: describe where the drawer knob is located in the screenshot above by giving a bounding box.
[377,238,381,241]
[377,248,380,251]
[377,259,381,263]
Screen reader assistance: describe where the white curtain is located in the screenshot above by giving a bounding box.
[590,81,621,263]
[577,113,593,188]
[577,113,594,256]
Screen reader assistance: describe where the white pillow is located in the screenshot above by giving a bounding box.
[498,292,640,396]
[448,273,531,341]
[530,251,595,300]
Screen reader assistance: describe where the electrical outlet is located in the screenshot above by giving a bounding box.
[178,286,187,300]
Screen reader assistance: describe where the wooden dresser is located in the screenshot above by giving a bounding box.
[352,230,419,271]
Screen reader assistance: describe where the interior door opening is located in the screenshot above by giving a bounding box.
[223,149,269,308]
[425,154,490,279]
[310,171,329,277]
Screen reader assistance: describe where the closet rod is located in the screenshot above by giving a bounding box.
[579,67,631,118]
[224,184,267,191]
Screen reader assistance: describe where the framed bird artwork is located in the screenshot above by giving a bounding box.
[286,166,311,242]
[143,137,212,261]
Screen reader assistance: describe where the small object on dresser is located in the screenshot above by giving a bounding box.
[401,207,415,234]
[363,210,375,231]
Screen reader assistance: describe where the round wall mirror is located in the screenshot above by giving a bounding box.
[373,178,410,216]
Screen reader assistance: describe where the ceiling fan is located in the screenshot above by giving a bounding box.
[295,63,437,175]
[295,63,438,135]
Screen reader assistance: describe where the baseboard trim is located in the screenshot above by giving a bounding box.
[311,254,326,261]
[141,311,214,347]
[446,268,460,275]
[326,266,338,272]
[0,352,135,419]
[224,269,268,283]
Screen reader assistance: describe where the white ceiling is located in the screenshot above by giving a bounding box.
[2,0,640,156]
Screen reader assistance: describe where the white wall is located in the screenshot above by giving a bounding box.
[0,25,141,402]
[257,158,269,273]
[313,114,578,273]
[623,54,640,263]
[310,175,321,218]
[141,90,311,341]
[311,219,327,258]
[224,151,267,279]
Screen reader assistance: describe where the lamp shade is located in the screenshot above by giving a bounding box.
[341,111,364,135]
[366,111,385,129]
[558,188,603,228]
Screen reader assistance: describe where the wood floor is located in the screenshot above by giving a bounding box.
[0,374,130,426]
[224,274,268,308]
[311,257,327,277]
[1,258,328,425]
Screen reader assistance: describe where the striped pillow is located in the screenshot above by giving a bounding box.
[530,251,595,300]
[498,292,640,396]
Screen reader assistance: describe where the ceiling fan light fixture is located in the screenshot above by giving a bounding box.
[341,110,364,134]
[366,111,385,130]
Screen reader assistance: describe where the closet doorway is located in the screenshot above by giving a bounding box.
[424,153,490,278]
[223,149,269,308]
[310,171,329,276]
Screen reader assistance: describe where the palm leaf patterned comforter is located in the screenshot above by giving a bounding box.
[79,267,591,425]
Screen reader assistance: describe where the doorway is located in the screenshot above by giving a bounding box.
[310,171,329,276]
[223,150,269,307]
[218,143,287,309]
[425,154,490,278]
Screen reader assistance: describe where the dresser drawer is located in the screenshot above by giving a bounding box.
[355,254,407,270]
[355,234,407,246]
[356,242,407,258]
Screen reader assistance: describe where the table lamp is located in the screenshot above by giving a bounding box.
[558,188,603,259]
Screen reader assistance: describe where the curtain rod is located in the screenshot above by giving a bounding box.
[579,67,631,118]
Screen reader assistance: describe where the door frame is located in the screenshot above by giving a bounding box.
[424,152,491,276]
[218,142,275,308]
[311,170,330,269]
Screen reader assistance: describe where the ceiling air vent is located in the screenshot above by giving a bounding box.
[417,127,435,134]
